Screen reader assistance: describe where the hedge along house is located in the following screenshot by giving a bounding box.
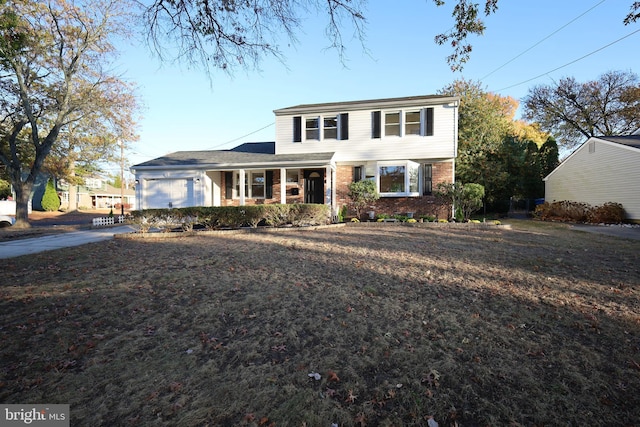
[543,133,640,222]
[131,95,460,219]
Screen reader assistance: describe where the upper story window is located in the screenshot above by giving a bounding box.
[372,107,434,138]
[405,111,421,135]
[324,116,338,139]
[306,118,320,140]
[293,113,348,142]
[385,112,400,137]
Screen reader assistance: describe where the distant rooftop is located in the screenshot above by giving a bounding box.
[599,135,640,150]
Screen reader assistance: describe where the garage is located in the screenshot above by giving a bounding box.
[143,178,194,209]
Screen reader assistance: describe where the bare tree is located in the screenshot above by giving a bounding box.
[0,0,138,227]
[142,0,505,73]
[523,70,640,149]
[141,1,640,73]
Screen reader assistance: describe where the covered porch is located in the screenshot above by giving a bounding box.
[133,154,337,217]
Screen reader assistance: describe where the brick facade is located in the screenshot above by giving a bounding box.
[220,170,305,206]
[335,162,453,220]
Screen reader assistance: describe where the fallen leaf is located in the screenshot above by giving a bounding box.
[327,370,340,382]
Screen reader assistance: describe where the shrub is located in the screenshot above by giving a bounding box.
[434,182,485,221]
[128,204,330,231]
[337,205,348,223]
[289,204,329,226]
[263,204,292,227]
[347,180,379,219]
[242,205,267,228]
[589,202,625,224]
[41,179,60,211]
[534,201,626,224]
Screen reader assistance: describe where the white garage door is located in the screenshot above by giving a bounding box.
[144,179,194,209]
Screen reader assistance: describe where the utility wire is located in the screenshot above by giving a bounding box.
[494,28,640,92]
[480,0,607,80]
[204,122,275,150]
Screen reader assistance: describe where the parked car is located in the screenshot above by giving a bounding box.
[0,215,15,227]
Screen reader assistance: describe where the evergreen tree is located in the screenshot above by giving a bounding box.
[41,179,60,212]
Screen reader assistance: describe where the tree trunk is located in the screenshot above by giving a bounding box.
[68,163,78,211]
[13,180,33,229]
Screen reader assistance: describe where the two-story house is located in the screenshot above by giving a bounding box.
[131,94,459,219]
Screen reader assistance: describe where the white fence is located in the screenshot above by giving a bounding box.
[93,215,125,227]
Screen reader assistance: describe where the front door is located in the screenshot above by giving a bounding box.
[304,169,324,204]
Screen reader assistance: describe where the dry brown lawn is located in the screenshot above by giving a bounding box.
[1,221,639,426]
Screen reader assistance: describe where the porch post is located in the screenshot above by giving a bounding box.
[325,165,334,215]
[239,169,246,206]
[280,167,286,204]
[331,166,337,218]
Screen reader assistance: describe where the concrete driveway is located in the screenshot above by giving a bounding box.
[570,223,640,241]
[0,225,135,259]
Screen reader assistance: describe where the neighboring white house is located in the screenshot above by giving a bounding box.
[543,134,640,221]
[131,95,460,219]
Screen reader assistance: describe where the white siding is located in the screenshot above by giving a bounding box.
[275,103,457,161]
[545,138,640,220]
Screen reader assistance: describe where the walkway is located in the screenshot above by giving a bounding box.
[0,225,135,259]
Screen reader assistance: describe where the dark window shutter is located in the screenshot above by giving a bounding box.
[353,166,362,182]
[293,116,302,142]
[225,172,233,199]
[422,164,433,195]
[339,113,349,140]
[424,107,434,136]
[372,111,381,139]
[265,170,273,199]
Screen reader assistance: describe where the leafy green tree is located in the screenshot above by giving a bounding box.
[347,180,379,220]
[538,137,560,178]
[439,79,515,206]
[40,179,60,212]
[524,71,640,149]
[434,182,485,221]
[0,0,137,227]
[0,178,11,199]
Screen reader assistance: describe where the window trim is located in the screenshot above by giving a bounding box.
[372,107,435,138]
[405,110,421,135]
[305,117,320,141]
[295,113,349,142]
[384,111,401,137]
[376,160,421,197]
[233,170,266,199]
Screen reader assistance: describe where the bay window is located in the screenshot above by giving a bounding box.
[377,161,421,196]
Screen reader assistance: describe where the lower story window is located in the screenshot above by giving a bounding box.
[235,171,265,198]
[377,161,420,196]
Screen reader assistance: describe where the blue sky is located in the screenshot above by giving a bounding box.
[115,0,639,170]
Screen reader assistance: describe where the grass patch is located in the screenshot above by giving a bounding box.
[1,224,639,426]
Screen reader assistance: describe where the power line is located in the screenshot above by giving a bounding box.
[204,122,275,150]
[480,0,607,81]
[494,28,640,92]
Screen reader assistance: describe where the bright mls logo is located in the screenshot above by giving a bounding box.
[1,405,69,426]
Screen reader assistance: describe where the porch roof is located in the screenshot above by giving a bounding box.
[131,142,336,171]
